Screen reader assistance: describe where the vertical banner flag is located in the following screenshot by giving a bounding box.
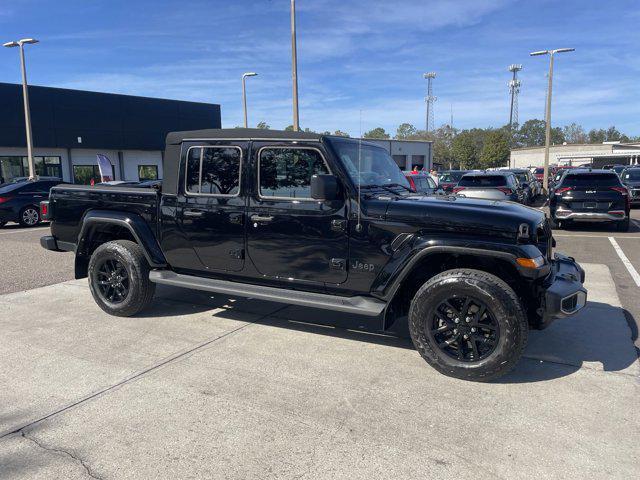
[96,154,114,182]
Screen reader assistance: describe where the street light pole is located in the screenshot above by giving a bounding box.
[242,72,258,128]
[290,0,300,131]
[530,47,574,193]
[3,38,39,179]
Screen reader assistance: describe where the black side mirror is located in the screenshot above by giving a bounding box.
[311,174,339,200]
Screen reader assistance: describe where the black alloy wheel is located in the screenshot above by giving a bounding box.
[95,258,130,304]
[429,296,499,362]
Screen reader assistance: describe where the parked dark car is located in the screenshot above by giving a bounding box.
[40,128,586,381]
[506,169,540,204]
[454,171,524,203]
[549,169,630,231]
[0,177,64,227]
[620,167,640,206]
[603,164,627,176]
[403,171,440,195]
[437,170,468,193]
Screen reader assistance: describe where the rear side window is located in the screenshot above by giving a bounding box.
[535,168,545,174]
[562,173,621,188]
[185,146,241,196]
[458,175,507,187]
[259,147,329,199]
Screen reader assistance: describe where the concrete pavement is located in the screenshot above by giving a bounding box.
[0,263,638,479]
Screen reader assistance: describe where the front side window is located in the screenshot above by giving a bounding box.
[185,146,241,196]
[259,148,329,199]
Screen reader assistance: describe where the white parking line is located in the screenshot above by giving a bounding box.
[554,234,640,238]
[0,226,49,236]
[608,236,640,287]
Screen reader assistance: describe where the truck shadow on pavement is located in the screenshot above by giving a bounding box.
[149,286,639,384]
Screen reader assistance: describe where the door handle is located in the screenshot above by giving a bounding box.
[183,209,204,218]
[250,214,274,223]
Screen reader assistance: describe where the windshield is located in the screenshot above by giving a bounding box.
[622,169,640,181]
[328,138,410,189]
[534,168,545,174]
[439,172,465,183]
[513,173,528,183]
[613,166,626,174]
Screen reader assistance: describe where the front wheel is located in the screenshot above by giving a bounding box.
[408,269,528,381]
[88,240,156,316]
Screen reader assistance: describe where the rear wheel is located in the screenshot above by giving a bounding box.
[88,240,155,316]
[408,269,528,381]
[616,218,630,232]
[19,206,40,227]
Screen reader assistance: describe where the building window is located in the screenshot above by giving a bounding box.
[138,165,159,181]
[392,155,407,169]
[0,156,62,183]
[259,147,329,199]
[185,146,241,196]
[73,165,101,185]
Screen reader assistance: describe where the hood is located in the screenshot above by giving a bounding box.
[384,195,545,239]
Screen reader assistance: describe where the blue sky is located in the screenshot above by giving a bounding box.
[1,0,639,136]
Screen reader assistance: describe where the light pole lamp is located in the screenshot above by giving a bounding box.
[530,47,575,192]
[3,38,39,180]
[242,72,258,128]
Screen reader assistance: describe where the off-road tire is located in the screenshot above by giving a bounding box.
[408,269,528,382]
[616,218,630,232]
[19,205,40,227]
[88,240,155,316]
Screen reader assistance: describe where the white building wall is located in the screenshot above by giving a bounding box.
[122,150,163,181]
[70,149,121,180]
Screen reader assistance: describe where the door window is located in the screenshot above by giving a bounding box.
[185,146,241,196]
[259,147,329,200]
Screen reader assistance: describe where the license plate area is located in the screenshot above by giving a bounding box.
[583,202,597,209]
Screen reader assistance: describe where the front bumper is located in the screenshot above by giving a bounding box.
[541,253,587,327]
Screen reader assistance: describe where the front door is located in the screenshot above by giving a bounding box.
[246,143,349,284]
[176,142,246,273]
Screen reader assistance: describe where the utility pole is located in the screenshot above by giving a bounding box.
[423,72,436,133]
[508,64,522,129]
[290,0,300,131]
[530,48,575,192]
[3,38,39,179]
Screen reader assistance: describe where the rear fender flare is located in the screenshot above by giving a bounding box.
[77,210,166,267]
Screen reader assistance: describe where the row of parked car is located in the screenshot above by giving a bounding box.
[404,168,542,205]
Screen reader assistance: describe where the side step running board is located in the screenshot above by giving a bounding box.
[149,270,386,317]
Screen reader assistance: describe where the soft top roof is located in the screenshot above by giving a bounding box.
[166,128,322,145]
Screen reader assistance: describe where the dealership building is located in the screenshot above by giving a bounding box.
[364,138,433,171]
[0,82,220,184]
[510,142,640,169]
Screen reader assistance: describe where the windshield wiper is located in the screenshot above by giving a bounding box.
[385,183,413,193]
[359,184,404,196]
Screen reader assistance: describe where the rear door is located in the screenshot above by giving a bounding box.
[246,142,349,284]
[174,142,246,273]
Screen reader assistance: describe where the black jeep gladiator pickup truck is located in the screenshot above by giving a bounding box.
[40,128,587,381]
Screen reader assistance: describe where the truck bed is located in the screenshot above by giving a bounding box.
[48,184,160,247]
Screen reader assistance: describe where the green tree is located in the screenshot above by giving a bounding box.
[516,119,564,147]
[256,121,270,129]
[333,130,350,137]
[452,131,480,169]
[363,127,390,139]
[284,125,294,131]
[395,123,418,139]
[480,130,511,168]
[562,123,587,144]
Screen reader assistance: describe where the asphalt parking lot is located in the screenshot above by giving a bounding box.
[1,214,640,479]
